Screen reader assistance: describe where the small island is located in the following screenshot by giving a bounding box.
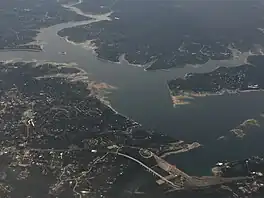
[230,119,260,138]
[216,118,261,140]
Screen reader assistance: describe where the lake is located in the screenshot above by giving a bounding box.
[0,3,263,176]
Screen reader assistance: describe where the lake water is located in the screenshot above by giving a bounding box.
[1,3,264,176]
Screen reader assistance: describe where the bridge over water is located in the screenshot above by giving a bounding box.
[112,150,251,190]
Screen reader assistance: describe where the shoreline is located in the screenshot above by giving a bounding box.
[61,35,153,70]
[61,0,113,21]
[2,1,264,183]
[0,48,42,53]
[58,0,250,73]
[160,142,202,158]
[1,0,262,128]
[0,1,141,133]
[1,58,140,128]
[167,85,264,106]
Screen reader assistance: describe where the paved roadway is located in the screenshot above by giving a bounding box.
[114,151,182,189]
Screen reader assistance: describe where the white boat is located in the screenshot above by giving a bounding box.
[59,51,67,55]
[247,84,259,89]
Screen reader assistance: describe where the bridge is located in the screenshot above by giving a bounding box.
[152,153,251,189]
[111,151,182,189]
[111,150,251,191]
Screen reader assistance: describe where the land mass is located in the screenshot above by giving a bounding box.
[0,61,204,197]
[1,61,263,197]
[1,0,264,197]
[0,0,89,51]
[168,55,264,106]
[58,0,264,70]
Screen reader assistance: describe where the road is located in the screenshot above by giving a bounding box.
[114,151,182,189]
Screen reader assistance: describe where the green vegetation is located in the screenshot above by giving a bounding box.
[240,119,260,127]
[230,119,260,139]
